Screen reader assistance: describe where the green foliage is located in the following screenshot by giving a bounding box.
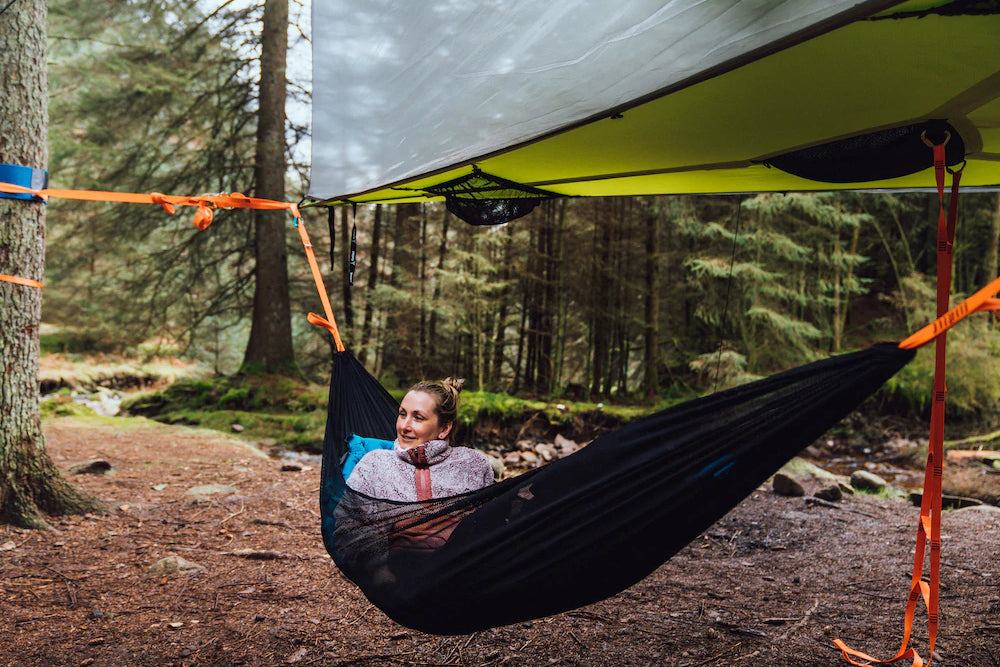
[457,390,651,429]
[217,387,251,410]
[878,274,1000,419]
[40,331,117,355]
[44,0,268,366]
[681,193,873,374]
[38,6,1000,423]
[119,370,330,451]
[40,396,99,419]
[156,408,328,451]
[39,350,206,393]
[688,349,761,391]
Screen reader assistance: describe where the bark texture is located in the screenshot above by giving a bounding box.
[0,0,102,527]
[243,0,295,374]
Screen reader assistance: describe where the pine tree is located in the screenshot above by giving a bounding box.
[0,0,103,528]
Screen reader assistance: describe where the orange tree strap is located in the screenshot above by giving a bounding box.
[0,274,43,289]
[0,181,345,348]
[835,138,961,667]
[899,275,1000,350]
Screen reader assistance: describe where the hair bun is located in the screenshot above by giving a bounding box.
[441,377,466,397]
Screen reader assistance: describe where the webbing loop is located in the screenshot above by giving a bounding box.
[295,214,345,352]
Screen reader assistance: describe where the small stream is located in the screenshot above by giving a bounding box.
[44,388,125,417]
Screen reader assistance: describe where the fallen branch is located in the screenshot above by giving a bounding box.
[776,598,820,641]
[218,501,246,525]
[945,429,1000,448]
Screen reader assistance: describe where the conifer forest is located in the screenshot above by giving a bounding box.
[33,0,1000,416]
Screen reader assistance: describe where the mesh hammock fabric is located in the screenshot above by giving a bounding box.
[319,343,914,635]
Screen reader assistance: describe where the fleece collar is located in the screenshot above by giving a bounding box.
[395,439,452,467]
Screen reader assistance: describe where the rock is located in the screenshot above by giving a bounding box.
[814,485,843,502]
[955,504,1000,514]
[802,444,824,458]
[850,470,888,493]
[772,473,805,497]
[0,541,15,552]
[837,481,855,495]
[281,462,303,472]
[908,491,984,510]
[503,452,522,465]
[778,457,841,482]
[554,434,578,456]
[184,484,239,496]
[519,450,540,467]
[148,555,205,576]
[535,443,557,462]
[487,454,506,480]
[231,424,245,433]
[68,459,113,475]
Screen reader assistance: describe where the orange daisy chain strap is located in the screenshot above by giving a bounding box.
[0,182,296,229]
[835,137,961,667]
[0,182,345,347]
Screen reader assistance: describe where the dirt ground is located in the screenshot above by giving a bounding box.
[2,417,999,667]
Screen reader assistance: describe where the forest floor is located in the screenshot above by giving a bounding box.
[2,416,999,667]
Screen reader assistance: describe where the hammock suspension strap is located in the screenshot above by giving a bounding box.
[836,135,965,667]
[0,180,344,349]
[296,215,345,352]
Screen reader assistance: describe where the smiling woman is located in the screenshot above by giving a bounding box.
[345,378,494,502]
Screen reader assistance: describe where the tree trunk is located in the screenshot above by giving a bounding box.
[242,0,295,375]
[418,205,429,363]
[552,199,568,393]
[428,210,449,366]
[382,203,421,382]
[986,193,1000,288]
[642,200,661,397]
[341,207,354,329]
[590,200,613,398]
[0,0,103,528]
[359,204,383,366]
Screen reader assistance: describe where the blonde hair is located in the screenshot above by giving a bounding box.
[409,377,465,434]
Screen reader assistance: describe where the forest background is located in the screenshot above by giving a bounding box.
[39,0,1000,434]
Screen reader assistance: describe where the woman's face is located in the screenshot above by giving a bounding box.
[397,390,452,449]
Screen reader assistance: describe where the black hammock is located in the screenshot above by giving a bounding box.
[319,343,914,635]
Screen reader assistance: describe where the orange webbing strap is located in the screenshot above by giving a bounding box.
[0,274,43,289]
[295,215,345,352]
[0,181,346,349]
[899,276,1000,350]
[835,138,961,667]
[0,182,293,230]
